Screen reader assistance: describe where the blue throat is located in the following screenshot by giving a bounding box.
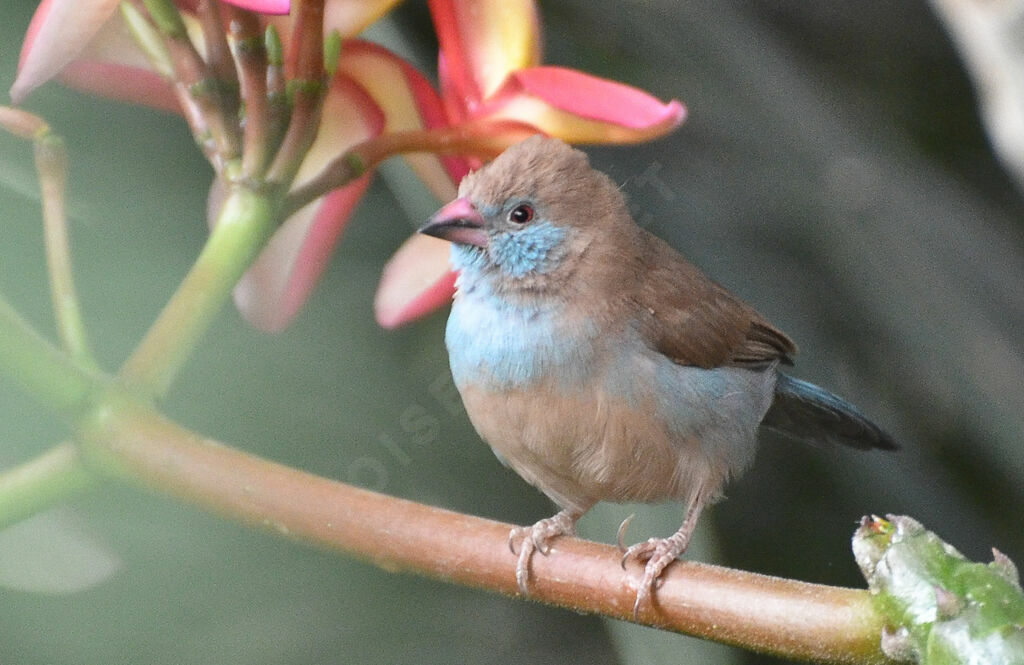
[446,219,591,389]
[450,220,568,279]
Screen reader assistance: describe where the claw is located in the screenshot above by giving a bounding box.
[515,537,535,594]
[630,561,663,622]
[632,582,650,621]
[616,513,635,553]
[508,528,521,555]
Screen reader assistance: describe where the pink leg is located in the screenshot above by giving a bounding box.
[621,491,710,619]
[508,508,584,594]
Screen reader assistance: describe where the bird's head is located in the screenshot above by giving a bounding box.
[419,135,633,297]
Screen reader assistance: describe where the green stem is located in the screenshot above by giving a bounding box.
[119,186,277,397]
[0,294,96,420]
[35,133,97,369]
[119,2,173,78]
[0,442,97,529]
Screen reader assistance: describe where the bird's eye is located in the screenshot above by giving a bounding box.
[508,204,534,224]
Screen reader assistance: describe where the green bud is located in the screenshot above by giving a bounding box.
[265,25,284,68]
[324,30,342,78]
[854,515,1024,664]
[141,0,188,40]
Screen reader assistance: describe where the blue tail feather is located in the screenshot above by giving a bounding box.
[761,373,897,450]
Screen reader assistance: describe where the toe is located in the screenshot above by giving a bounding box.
[515,538,535,594]
[621,538,658,568]
[508,526,524,555]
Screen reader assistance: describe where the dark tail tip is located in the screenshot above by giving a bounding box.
[761,373,898,451]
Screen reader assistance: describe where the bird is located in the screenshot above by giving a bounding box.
[418,135,896,617]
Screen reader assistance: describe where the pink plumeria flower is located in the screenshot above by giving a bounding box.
[373,0,685,329]
[10,0,289,104]
[11,0,683,334]
[10,0,423,332]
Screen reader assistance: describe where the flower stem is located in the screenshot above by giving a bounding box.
[1,108,96,368]
[226,7,271,178]
[76,395,890,665]
[281,120,539,219]
[0,294,96,420]
[35,133,98,369]
[120,186,277,397]
[138,0,240,169]
[0,442,97,530]
[265,0,326,186]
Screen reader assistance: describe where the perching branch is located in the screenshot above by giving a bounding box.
[0,255,888,663]
[69,393,891,665]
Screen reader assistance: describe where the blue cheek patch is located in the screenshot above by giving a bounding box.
[489,221,567,278]
[450,243,486,274]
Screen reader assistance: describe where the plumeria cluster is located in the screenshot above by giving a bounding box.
[13,0,684,331]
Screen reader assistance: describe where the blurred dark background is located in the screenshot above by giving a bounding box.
[1,1,1022,663]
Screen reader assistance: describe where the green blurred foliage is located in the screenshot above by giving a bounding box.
[2,1,1023,665]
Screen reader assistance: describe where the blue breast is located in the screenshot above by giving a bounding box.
[445,281,597,390]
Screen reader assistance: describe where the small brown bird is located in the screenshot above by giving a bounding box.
[420,136,895,616]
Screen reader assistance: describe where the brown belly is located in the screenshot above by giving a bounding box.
[458,380,724,512]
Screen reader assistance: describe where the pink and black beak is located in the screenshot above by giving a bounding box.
[418,198,488,248]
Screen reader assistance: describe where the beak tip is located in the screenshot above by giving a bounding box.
[420,198,488,248]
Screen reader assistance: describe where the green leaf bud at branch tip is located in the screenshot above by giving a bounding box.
[265,25,284,67]
[324,30,342,78]
[141,0,188,40]
[286,78,324,102]
[345,152,366,178]
[854,514,1024,664]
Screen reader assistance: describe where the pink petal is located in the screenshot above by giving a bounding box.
[375,234,457,329]
[223,0,290,14]
[429,0,540,111]
[11,0,121,103]
[234,176,373,331]
[234,75,384,332]
[340,41,448,133]
[323,0,404,39]
[59,61,179,112]
[484,66,686,143]
[15,3,181,111]
[340,40,468,197]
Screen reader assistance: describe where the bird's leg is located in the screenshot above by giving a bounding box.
[621,490,710,619]
[508,508,584,594]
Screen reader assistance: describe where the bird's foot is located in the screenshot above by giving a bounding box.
[620,530,691,620]
[508,509,579,594]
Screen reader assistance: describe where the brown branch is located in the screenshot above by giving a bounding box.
[280,120,540,219]
[77,395,891,665]
[138,0,240,169]
[265,0,327,186]
[225,7,271,178]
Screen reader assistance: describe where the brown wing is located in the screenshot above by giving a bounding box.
[630,231,796,369]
